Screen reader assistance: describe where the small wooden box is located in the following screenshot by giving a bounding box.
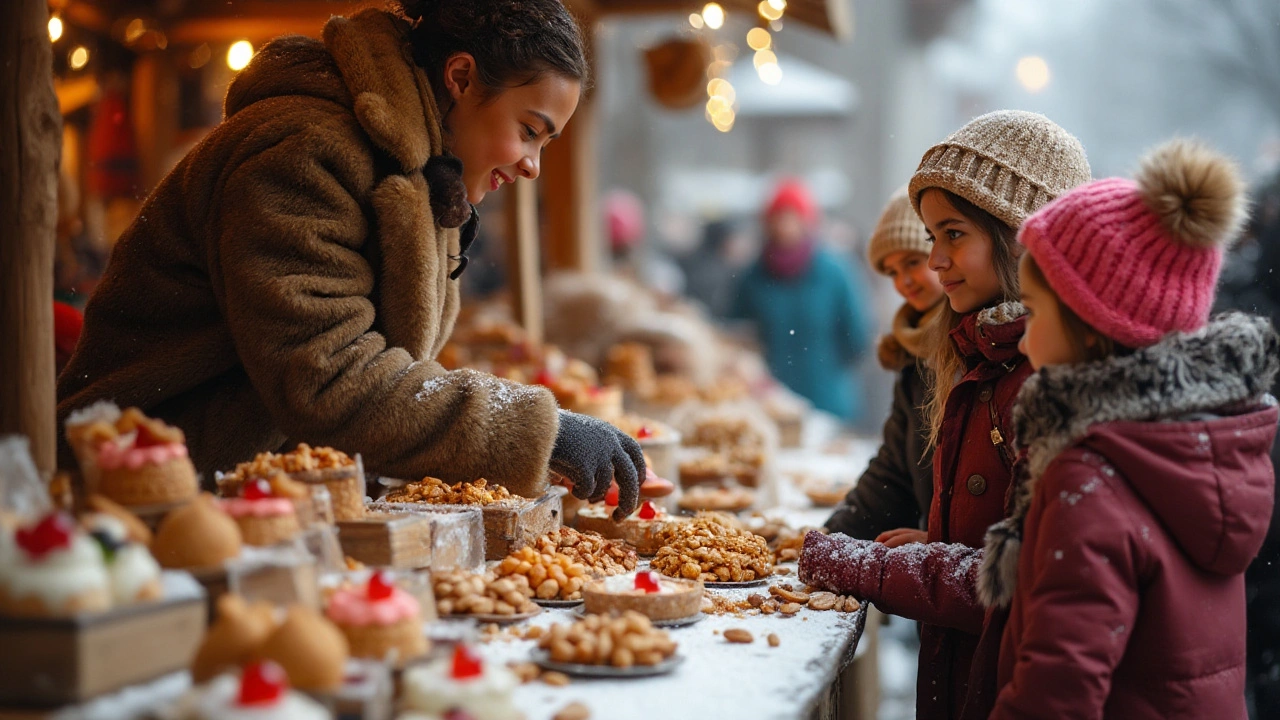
[337,513,433,569]
[191,554,319,621]
[480,487,565,560]
[0,575,205,707]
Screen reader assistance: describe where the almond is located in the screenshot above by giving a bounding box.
[723,628,754,644]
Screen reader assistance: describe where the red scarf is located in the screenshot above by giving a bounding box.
[763,237,817,280]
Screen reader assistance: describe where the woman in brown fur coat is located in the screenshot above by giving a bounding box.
[57,0,646,516]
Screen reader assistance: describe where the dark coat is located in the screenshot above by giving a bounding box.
[55,10,559,494]
[978,313,1278,720]
[799,302,1031,720]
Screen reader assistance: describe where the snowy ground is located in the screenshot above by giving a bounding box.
[877,615,919,720]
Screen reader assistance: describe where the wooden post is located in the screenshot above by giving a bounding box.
[504,180,544,345]
[1,0,61,473]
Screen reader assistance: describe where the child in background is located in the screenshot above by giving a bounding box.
[800,110,1091,720]
[984,140,1277,719]
[825,186,944,542]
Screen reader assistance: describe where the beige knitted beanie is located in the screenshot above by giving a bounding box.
[867,185,932,273]
[909,110,1092,229]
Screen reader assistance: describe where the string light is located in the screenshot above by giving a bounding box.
[48,16,63,42]
[69,46,89,70]
[767,0,787,10]
[688,13,705,30]
[746,27,771,51]
[227,40,254,71]
[701,3,725,30]
[1015,56,1051,93]
[758,62,783,85]
[758,1,784,21]
[753,48,777,69]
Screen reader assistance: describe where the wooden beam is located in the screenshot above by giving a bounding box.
[504,180,544,345]
[2,0,61,473]
[164,0,382,45]
[541,90,600,273]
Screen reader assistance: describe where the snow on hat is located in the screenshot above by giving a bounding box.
[1020,139,1248,348]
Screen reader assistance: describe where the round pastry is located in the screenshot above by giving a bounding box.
[582,570,703,621]
[95,409,198,506]
[258,605,349,691]
[677,485,756,513]
[0,512,111,617]
[402,644,522,720]
[192,595,278,683]
[574,500,684,555]
[177,661,329,720]
[221,479,302,547]
[152,493,243,570]
[325,571,427,664]
[84,514,163,605]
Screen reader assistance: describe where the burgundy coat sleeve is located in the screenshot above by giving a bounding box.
[989,460,1141,720]
[798,531,986,633]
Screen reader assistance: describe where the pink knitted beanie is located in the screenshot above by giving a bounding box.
[1020,139,1249,348]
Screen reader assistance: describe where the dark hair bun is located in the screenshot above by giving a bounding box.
[423,153,472,229]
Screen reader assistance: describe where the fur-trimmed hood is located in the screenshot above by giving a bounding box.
[980,312,1280,607]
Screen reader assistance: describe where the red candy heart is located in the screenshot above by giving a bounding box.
[367,571,395,601]
[534,370,555,387]
[634,571,662,594]
[636,426,655,440]
[638,501,658,520]
[242,478,273,499]
[450,644,485,680]
[604,482,619,507]
[237,661,287,707]
[15,513,75,560]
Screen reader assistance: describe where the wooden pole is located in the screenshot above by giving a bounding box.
[0,0,62,473]
[504,180,544,345]
[541,92,600,273]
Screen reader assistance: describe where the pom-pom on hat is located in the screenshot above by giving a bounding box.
[1019,138,1249,348]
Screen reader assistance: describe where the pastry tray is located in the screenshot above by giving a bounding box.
[440,607,542,625]
[533,598,585,608]
[531,650,685,678]
[702,577,770,589]
[573,605,704,629]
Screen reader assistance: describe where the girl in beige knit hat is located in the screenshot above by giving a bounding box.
[799,110,1092,720]
[823,186,943,547]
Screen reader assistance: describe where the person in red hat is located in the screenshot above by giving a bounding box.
[730,178,870,422]
[53,302,83,374]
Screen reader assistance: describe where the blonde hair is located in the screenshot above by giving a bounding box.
[921,189,1023,451]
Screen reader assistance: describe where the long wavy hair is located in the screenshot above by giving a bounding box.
[920,189,1022,451]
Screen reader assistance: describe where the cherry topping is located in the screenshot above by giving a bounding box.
[638,501,659,520]
[367,570,395,601]
[534,370,555,387]
[450,644,485,680]
[604,482,619,507]
[241,478,273,500]
[634,571,662,594]
[587,385,603,398]
[15,513,75,560]
[636,426,655,440]
[237,661,287,707]
[134,423,167,448]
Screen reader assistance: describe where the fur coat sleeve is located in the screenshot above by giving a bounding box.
[212,105,559,496]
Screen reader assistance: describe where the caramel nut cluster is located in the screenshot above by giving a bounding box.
[538,611,677,668]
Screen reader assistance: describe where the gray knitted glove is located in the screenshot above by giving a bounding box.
[549,410,645,519]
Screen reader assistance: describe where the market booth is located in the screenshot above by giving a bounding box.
[0,1,878,718]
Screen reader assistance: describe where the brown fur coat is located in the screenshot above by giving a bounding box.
[56,10,559,496]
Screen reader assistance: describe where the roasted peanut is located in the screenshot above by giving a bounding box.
[723,628,754,644]
[767,633,780,647]
[780,602,803,615]
[542,671,571,687]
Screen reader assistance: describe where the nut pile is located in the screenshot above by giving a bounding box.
[536,528,637,576]
[432,569,539,617]
[772,526,823,563]
[650,516,773,583]
[384,476,513,505]
[225,444,354,485]
[537,611,677,668]
[496,546,590,600]
[746,583,861,614]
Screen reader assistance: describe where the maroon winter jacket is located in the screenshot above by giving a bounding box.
[800,302,1031,720]
[979,313,1279,720]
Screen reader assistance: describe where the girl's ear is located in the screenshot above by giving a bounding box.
[1084,333,1099,349]
[443,52,477,102]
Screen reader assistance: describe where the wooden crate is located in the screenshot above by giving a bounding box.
[191,556,319,621]
[337,513,433,569]
[480,487,565,560]
[0,579,205,707]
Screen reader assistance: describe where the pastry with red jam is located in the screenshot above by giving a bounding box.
[582,569,703,621]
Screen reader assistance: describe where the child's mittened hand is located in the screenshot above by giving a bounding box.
[798,530,885,597]
[875,528,927,548]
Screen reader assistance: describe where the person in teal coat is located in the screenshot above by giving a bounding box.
[732,179,871,422]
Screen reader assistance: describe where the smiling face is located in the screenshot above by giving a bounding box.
[441,53,581,204]
[919,189,1006,314]
[881,250,945,313]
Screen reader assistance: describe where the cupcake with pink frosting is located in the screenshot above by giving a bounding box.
[68,405,198,507]
[325,571,427,664]
[221,479,301,547]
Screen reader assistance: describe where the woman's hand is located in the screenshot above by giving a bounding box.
[874,528,928,548]
[549,411,646,519]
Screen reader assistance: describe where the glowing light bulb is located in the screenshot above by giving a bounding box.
[702,3,725,30]
[227,40,254,71]
[758,1,784,21]
[689,13,705,30]
[746,28,771,51]
[69,46,89,70]
[758,62,783,85]
[753,49,777,69]
[1015,56,1050,93]
[48,17,63,42]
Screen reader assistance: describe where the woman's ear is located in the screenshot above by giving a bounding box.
[442,52,477,102]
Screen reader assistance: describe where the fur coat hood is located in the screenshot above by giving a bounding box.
[979,312,1280,607]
